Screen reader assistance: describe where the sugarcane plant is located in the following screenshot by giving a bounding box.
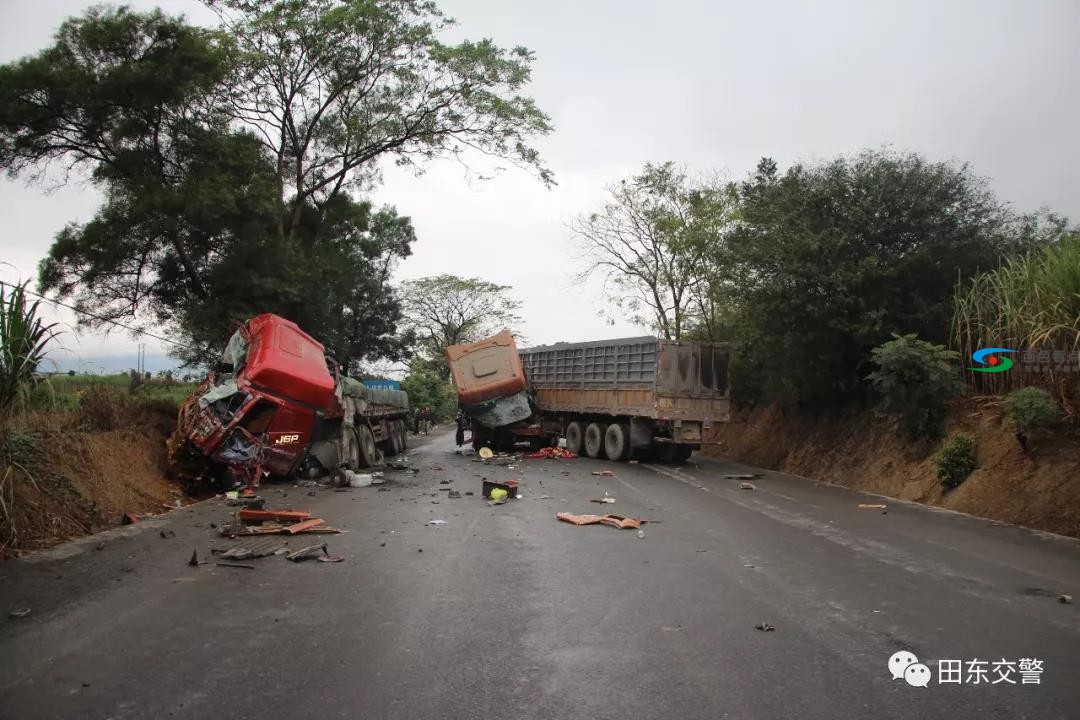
[952,233,1080,413]
[0,279,61,423]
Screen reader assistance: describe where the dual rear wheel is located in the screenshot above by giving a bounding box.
[563,419,690,463]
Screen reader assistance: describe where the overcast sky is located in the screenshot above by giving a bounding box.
[2,0,1078,372]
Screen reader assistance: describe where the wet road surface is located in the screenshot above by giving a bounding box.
[2,430,1078,719]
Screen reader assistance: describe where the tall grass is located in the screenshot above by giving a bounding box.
[953,233,1080,414]
[0,280,61,423]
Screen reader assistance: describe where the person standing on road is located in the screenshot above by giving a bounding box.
[412,407,421,434]
[455,410,467,446]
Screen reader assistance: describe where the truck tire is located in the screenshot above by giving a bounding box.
[387,421,404,456]
[357,425,380,468]
[565,421,584,455]
[584,422,606,459]
[472,426,488,452]
[397,420,408,451]
[661,443,693,463]
[604,423,631,461]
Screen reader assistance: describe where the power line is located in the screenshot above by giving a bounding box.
[0,279,197,351]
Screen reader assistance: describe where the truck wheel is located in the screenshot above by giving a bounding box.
[565,422,584,455]
[386,421,403,457]
[357,425,380,467]
[472,427,488,452]
[584,422,606,459]
[661,443,693,463]
[604,423,631,461]
[397,420,408,451]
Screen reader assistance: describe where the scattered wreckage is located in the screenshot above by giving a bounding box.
[169,314,409,490]
[446,330,732,462]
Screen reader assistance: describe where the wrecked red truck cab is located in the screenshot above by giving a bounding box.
[170,314,409,488]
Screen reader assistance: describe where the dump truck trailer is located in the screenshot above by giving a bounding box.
[169,314,409,488]
[447,331,731,462]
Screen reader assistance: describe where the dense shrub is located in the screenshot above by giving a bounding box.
[1003,387,1061,434]
[1003,387,1061,451]
[937,433,977,489]
[868,334,962,439]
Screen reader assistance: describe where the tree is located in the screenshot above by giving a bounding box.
[3,3,552,369]
[723,150,1036,407]
[401,356,456,420]
[571,162,736,340]
[867,334,962,439]
[206,0,554,242]
[399,275,523,378]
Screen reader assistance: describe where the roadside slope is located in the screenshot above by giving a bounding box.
[705,400,1080,538]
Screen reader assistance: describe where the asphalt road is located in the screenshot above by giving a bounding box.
[2,429,1078,720]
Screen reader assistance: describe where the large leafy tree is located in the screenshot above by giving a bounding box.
[571,163,736,340]
[206,0,554,240]
[399,274,523,378]
[2,3,552,368]
[724,150,1038,406]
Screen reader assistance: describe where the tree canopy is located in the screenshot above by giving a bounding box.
[582,150,1062,409]
[399,274,523,378]
[0,2,552,368]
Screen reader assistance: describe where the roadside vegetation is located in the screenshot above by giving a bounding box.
[1,279,195,556]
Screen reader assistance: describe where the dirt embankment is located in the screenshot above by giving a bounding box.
[1,396,185,558]
[705,399,1080,538]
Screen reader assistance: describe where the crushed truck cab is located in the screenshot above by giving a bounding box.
[169,314,409,488]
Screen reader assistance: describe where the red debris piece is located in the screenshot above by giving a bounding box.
[523,447,578,459]
[237,509,311,523]
[556,512,641,530]
[283,518,326,535]
[121,512,140,525]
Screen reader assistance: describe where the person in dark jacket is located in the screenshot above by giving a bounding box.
[412,407,421,434]
[455,410,468,446]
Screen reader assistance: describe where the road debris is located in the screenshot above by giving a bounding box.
[237,508,311,523]
[739,482,756,490]
[188,549,200,566]
[723,474,763,480]
[121,512,139,525]
[9,608,31,619]
[285,542,329,562]
[482,479,519,499]
[216,562,256,570]
[426,519,448,526]
[283,518,326,534]
[159,530,176,539]
[212,537,288,559]
[448,490,461,499]
[591,470,615,477]
[1060,594,1073,604]
[858,504,888,509]
[590,497,616,504]
[317,555,344,563]
[754,623,776,632]
[636,529,645,539]
[478,447,494,459]
[556,512,643,530]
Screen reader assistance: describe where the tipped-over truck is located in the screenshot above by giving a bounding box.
[447,331,731,462]
[169,313,409,487]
